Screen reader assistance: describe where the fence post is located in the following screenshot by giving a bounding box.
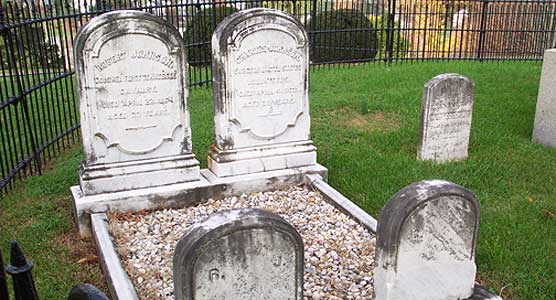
[477,0,489,61]
[0,247,9,300]
[1,4,42,177]
[309,0,317,59]
[6,242,38,300]
[386,0,397,64]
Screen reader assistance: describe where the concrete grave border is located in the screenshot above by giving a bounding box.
[90,173,377,300]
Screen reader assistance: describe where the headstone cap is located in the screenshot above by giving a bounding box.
[212,7,308,51]
[74,10,185,62]
[425,73,474,89]
[376,180,480,267]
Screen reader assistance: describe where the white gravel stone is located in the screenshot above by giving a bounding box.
[108,186,376,300]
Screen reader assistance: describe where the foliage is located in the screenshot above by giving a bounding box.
[1,25,63,70]
[397,0,479,58]
[183,6,239,66]
[261,0,308,16]
[368,14,409,59]
[308,10,378,63]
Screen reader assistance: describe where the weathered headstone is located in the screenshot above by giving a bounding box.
[209,8,317,177]
[418,74,474,162]
[533,49,556,148]
[74,10,199,194]
[173,208,304,300]
[375,180,480,300]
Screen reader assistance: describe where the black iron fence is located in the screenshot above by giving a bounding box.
[1,0,556,194]
[0,241,108,299]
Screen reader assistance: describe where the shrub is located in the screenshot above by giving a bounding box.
[369,15,409,59]
[308,10,378,63]
[183,6,239,66]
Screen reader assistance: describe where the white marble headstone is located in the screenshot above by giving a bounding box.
[418,74,474,162]
[375,180,480,300]
[173,209,304,300]
[533,49,556,148]
[74,11,199,195]
[209,8,317,177]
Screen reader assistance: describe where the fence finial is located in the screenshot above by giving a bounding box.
[0,247,10,300]
[6,241,38,300]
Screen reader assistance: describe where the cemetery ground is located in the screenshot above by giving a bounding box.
[1,61,555,300]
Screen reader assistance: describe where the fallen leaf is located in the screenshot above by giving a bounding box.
[78,255,99,264]
[528,197,534,203]
[541,209,556,217]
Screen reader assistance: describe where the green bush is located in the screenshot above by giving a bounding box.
[308,10,378,63]
[370,15,409,59]
[1,25,63,70]
[184,6,239,66]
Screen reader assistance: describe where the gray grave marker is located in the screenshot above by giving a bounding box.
[74,10,199,195]
[173,208,304,300]
[533,49,556,148]
[375,180,480,300]
[209,8,317,177]
[418,74,474,162]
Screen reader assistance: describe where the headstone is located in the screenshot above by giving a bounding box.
[209,8,317,177]
[533,49,556,148]
[173,208,304,300]
[375,180,480,300]
[418,74,474,162]
[74,10,199,194]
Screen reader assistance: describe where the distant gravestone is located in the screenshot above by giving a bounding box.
[375,180,480,300]
[74,11,199,194]
[533,49,556,148]
[173,208,304,300]
[418,74,474,162]
[209,8,317,177]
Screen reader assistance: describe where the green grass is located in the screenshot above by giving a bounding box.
[2,61,555,299]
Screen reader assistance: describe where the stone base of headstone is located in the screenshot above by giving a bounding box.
[79,154,200,195]
[72,164,327,238]
[208,141,317,177]
[465,284,503,300]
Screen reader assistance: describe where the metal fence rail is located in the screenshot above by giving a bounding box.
[1,0,556,194]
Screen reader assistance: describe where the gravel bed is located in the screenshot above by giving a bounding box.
[108,186,376,300]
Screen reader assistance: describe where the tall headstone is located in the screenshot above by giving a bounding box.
[74,11,199,194]
[418,74,474,162]
[173,208,304,300]
[375,180,480,300]
[209,8,317,177]
[533,49,556,148]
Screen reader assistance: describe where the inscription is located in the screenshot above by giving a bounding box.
[94,71,177,84]
[94,50,175,72]
[235,45,302,64]
[231,47,304,130]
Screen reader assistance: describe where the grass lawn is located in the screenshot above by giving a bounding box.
[1,61,555,300]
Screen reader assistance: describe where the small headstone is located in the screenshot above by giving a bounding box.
[418,74,474,162]
[375,180,480,300]
[209,8,317,177]
[533,49,556,148]
[74,11,199,194]
[173,208,304,300]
